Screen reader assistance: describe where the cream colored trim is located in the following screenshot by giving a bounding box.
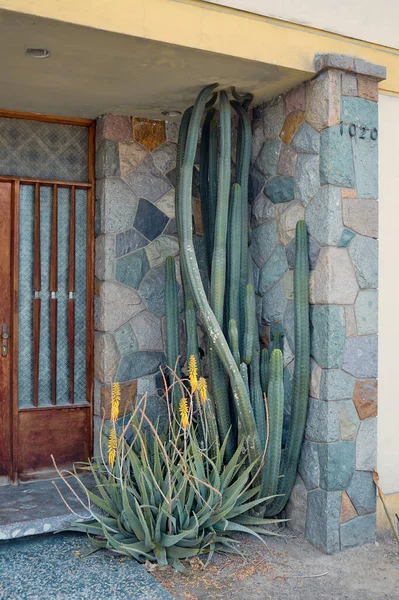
[0,0,398,92]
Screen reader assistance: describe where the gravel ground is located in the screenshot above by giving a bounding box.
[152,531,399,600]
[0,532,172,600]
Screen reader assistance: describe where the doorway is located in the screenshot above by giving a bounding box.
[0,112,95,483]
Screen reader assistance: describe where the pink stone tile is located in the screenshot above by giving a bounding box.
[285,84,306,114]
[277,143,298,178]
[102,115,133,142]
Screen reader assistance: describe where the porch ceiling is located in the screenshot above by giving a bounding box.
[0,9,311,119]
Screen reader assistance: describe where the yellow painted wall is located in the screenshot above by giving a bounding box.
[201,0,399,49]
[378,92,399,496]
[1,0,399,95]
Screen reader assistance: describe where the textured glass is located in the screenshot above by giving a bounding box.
[0,118,88,182]
[18,185,88,407]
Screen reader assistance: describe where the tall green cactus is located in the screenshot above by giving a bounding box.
[164,84,309,513]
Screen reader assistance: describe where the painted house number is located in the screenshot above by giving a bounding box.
[340,121,378,140]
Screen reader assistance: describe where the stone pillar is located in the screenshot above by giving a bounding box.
[250,54,385,552]
[94,115,181,449]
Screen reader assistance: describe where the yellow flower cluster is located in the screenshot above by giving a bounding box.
[179,397,190,429]
[198,377,207,404]
[188,355,198,392]
[108,381,120,467]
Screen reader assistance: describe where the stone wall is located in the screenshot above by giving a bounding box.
[94,115,183,444]
[249,55,383,552]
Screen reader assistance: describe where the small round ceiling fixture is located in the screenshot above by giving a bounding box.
[25,48,51,59]
[162,110,182,118]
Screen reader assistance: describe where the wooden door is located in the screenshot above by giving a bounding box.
[0,183,12,483]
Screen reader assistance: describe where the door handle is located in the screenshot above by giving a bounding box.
[1,324,8,357]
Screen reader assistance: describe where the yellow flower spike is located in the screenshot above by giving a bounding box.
[111,382,120,423]
[179,397,190,429]
[108,427,117,467]
[188,355,198,392]
[198,377,207,404]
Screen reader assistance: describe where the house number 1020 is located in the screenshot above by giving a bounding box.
[340,121,378,140]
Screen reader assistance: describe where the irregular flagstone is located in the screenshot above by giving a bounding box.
[298,441,320,489]
[100,115,132,142]
[165,120,179,142]
[338,400,359,441]
[295,154,320,206]
[318,442,355,490]
[251,119,265,162]
[345,305,357,337]
[342,198,378,238]
[282,269,294,301]
[286,234,320,271]
[306,489,341,554]
[126,154,171,202]
[258,245,288,294]
[251,219,279,268]
[248,166,266,202]
[320,126,355,188]
[319,368,356,401]
[95,281,145,332]
[356,417,377,470]
[353,379,378,419]
[130,310,163,351]
[305,398,340,443]
[340,491,357,523]
[310,247,359,305]
[340,514,376,549]
[353,135,378,199]
[134,198,169,241]
[251,193,275,226]
[115,228,148,258]
[337,229,356,248]
[102,178,139,234]
[95,235,115,280]
[358,75,379,102]
[114,322,139,356]
[117,350,165,381]
[305,70,341,131]
[310,305,345,369]
[146,235,179,268]
[139,263,170,316]
[346,471,376,515]
[348,235,378,288]
[343,335,378,378]
[115,248,150,290]
[355,289,378,335]
[277,143,298,177]
[262,96,285,139]
[261,281,287,324]
[341,73,358,97]
[265,176,295,204]
[279,110,304,144]
[306,185,343,245]
[133,117,166,151]
[255,140,282,177]
[94,332,120,383]
[310,358,322,398]
[119,141,147,178]
[286,475,308,536]
[341,97,378,129]
[291,122,320,154]
[151,141,177,174]
[285,84,306,114]
[96,140,120,178]
[155,189,176,219]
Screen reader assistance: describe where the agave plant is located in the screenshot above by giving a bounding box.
[56,374,282,571]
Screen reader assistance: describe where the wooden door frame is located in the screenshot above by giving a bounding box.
[0,109,95,482]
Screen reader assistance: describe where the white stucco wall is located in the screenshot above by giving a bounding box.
[378,93,399,494]
[202,1,399,49]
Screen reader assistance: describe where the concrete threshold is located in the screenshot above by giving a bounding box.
[0,476,95,540]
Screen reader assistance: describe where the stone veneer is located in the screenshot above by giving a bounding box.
[249,54,384,552]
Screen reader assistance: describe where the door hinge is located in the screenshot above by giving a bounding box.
[1,324,9,357]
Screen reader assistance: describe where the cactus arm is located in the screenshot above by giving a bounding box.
[165,256,181,408]
[263,349,284,502]
[208,118,218,270]
[185,300,200,369]
[200,110,214,278]
[243,284,255,365]
[239,362,250,396]
[227,183,242,335]
[249,334,267,450]
[265,221,310,516]
[176,85,263,487]
[260,348,269,395]
[231,101,251,352]
[228,319,241,366]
